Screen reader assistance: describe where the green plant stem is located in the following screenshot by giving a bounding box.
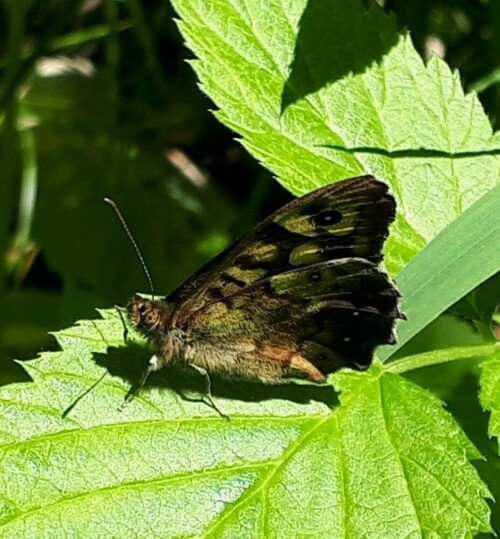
[104,0,120,124]
[126,0,164,86]
[386,343,499,374]
[16,127,37,247]
[0,21,133,69]
[469,67,500,94]
[0,0,87,111]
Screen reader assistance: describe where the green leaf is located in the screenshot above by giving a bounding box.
[170,0,500,274]
[451,272,500,339]
[0,312,492,537]
[480,349,500,449]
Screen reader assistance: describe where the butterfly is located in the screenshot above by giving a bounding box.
[125,175,404,410]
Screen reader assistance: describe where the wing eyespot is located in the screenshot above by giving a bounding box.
[313,209,342,227]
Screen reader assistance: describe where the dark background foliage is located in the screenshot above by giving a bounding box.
[1,0,499,386]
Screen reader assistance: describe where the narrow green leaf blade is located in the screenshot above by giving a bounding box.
[380,183,500,361]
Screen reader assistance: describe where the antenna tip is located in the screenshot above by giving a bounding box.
[104,197,117,209]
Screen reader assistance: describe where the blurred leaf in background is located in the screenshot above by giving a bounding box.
[0,0,285,384]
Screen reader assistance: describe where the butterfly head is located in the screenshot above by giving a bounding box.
[127,295,174,338]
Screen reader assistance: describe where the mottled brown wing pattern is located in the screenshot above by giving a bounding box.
[128,175,403,387]
[183,257,402,382]
[167,175,395,326]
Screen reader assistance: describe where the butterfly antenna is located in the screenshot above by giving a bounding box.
[104,197,155,300]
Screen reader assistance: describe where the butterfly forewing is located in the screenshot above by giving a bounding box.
[169,175,395,325]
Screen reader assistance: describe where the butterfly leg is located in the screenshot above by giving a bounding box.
[118,354,161,411]
[188,364,229,420]
[62,371,108,418]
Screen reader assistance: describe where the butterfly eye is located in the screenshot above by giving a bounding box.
[313,209,342,227]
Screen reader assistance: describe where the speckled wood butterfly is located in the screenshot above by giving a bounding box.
[121,175,404,409]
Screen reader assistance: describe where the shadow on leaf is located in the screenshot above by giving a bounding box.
[281,0,398,111]
[94,342,339,409]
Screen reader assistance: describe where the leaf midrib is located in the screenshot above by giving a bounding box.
[203,414,332,537]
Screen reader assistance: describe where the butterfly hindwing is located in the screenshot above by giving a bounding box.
[181,258,401,382]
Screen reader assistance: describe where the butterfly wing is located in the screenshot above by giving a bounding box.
[149,175,404,380]
[168,175,396,326]
[182,257,402,382]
